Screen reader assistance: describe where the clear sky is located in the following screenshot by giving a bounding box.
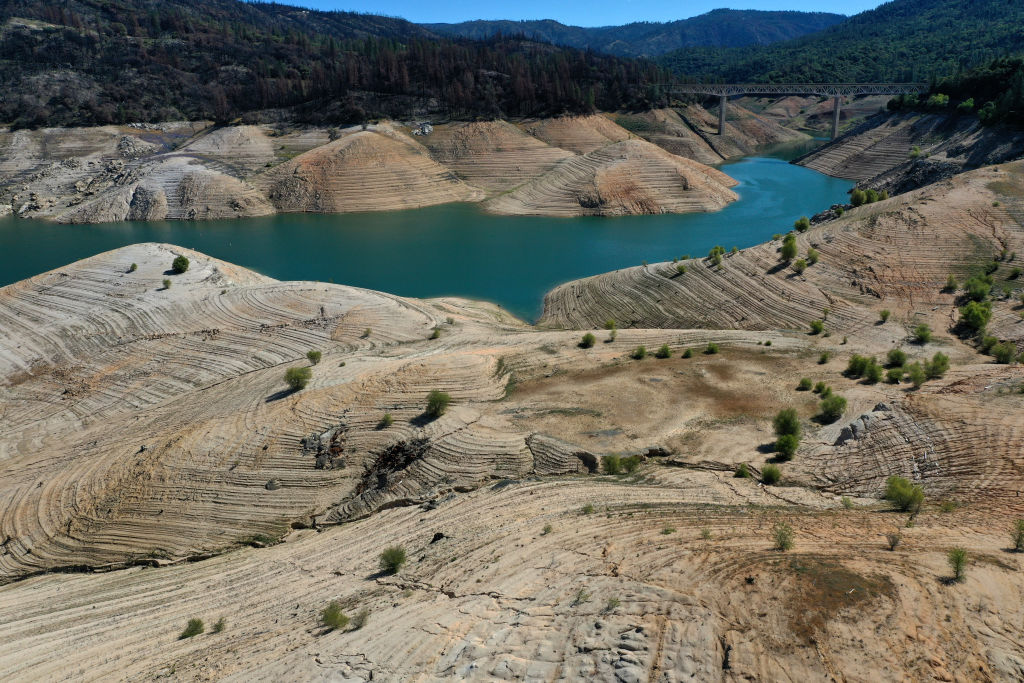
[276,1,883,26]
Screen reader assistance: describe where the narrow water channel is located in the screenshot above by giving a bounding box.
[0,142,852,320]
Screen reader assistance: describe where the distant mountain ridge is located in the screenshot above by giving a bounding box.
[658,0,1024,82]
[424,9,845,58]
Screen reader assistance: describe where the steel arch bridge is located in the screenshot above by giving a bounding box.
[663,83,928,137]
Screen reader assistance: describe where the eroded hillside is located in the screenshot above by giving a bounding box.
[0,109,801,223]
[1,157,1023,681]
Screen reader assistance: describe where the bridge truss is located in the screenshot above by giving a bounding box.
[664,83,928,138]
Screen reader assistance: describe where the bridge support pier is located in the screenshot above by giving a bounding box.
[831,95,842,139]
[718,95,727,135]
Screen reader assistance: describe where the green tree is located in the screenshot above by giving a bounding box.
[793,258,807,275]
[172,255,190,273]
[773,408,801,438]
[762,464,781,485]
[794,216,810,232]
[850,189,866,206]
[819,394,847,423]
[959,300,992,333]
[780,234,798,261]
[807,248,819,265]
[579,333,596,348]
[886,349,907,367]
[809,319,824,335]
[884,476,924,512]
[905,362,926,388]
[775,434,799,461]
[426,390,451,418]
[631,345,647,359]
[925,352,949,378]
[913,324,932,344]
[306,350,322,365]
[285,366,312,391]
[655,343,672,358]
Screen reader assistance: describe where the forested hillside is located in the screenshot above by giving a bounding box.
[425,10,844,58]
[0,0,677,128]
[660,0,1024,82]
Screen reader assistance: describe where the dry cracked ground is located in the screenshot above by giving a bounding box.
[2,152,1024,680]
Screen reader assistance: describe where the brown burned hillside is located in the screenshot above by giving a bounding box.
[0,0,678,128]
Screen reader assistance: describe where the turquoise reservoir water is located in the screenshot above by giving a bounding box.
[0,146,852,320]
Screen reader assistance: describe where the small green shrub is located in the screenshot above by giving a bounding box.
[959,300,992,332]
[378,413,394,429]
[813,381,828,394]
[604,320,617,330]
[285,366,312,391]
[306,350,322,365]
[884,476,924,512]
[772,522,794,551]
[179,618,204,639]
[793,258,807,275]
[863,359,883,384]
[579,333,596,348]
[773,408,801,437]
[655,343,672,359]
[379,546,407,574]
[879,309,891,323]
[819,394,847,423]
[425,390,451,418]
[430,327,441,339]
[734,462,751,478]
[662,526,676,535]
[818,351,831,365]
[886,531,902,551]
[129,262,137,272]
[775,434,799,461]
[321,601,349,630]
[682,348,693,358]
[780,234,798,261]
[841,496,854,510]
[608,329,617,342]
[943,275,958,292]
[947,547,968,582]
[631,345,647,360]
[992,342,1016,364]
[362,328,372,338]
[964,275,992,302]
[704,342,719,354]
[542,523,553,535]
[762,464,782,485]
[603,454,622,475]
[212,617,226,633]
[850,188,866,206]
[913,324,932,344]
[886,367,904,384]
[162,278,172,290]
[794,216,811,232]
[886,348,907,367]
[904,362,926,388]
[809,319,824,335]
[581,503,595,515]
[925,352,950,378]
[807,248,819,265]
[677,263,687,274]
[1011,519,1024,552]
[701,527,713,540]
[171,255,190,274]
[797,377,812,391]
[845,354,870,378]
[604,597,621,613]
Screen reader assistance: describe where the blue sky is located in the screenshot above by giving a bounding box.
[277,1,883,26]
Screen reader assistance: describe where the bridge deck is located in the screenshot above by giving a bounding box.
[667,83,927,97]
